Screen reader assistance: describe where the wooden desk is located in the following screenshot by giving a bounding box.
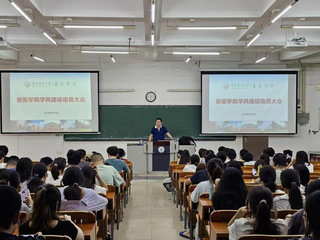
[210,222,229,240]
[14,223,96,240]
[198,197,213,239]
[244,179,256,184]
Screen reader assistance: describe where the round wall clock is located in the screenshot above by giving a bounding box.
[145,91,156,102]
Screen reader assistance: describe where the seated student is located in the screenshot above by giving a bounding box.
[118,148,129,162]
[0,145,9,157]
[228,186,288,240]
[27,163,48,193]
[224,148,237,166]
[260,153,271,165]
[77,149,89,169]
[178,149,191,165]
[288,150,314,173]
[227,161,243,175]
[0,151,6,168]
[46,157,66,185]
[273,153,288,185]
[218,146,226,153]
[40,156,53,171]
[184,153,216,186]
[283,149,293,164]
[81,165,108,195]
[253,159,266,177]
[259,166,284,193]
[179,159,223,239]
[0,185,44,240]
[60,183,89,211]
[294,164,310,193]
[239,149,248,161]
[243,152,255,166]
[212,167,247,210]
[288,179,320,235]
[176,150,183,164]
[265,147,275,165]
[59,167,108,211]
[91,153,125,187]
[104,146,130,173]
[273,169,305,210]
[66,149,82,167]
[198,148,207,164]
[0,170,32,213]
[216,151,227,163]
[183,154,199,172]
[205,150,215,158]
[16,157,33,197]
[20,184,84,240]
[6,155,19,170]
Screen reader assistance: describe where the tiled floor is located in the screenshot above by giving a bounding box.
[114,179,184,240]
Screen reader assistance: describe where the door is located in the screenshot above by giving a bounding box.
[243,136,269,160]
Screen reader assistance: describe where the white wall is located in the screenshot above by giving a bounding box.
[0,60,320,160]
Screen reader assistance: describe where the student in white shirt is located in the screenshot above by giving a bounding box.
[259,165,284,194]
[81,165,108,195]
[273,169,305,210]
[293,164,310,194]
[198,148,207,164]
[228,186,288,240]
[0,151,6,168]
[183,154,199,172]
[46,157,66,186]
[243,152,256,166]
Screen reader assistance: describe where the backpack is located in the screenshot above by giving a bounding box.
[178,136,196,146]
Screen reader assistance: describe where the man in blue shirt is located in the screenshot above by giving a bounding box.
[148,118,174,141]
[104,146,130,173]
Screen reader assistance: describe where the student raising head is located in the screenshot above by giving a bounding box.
[228,186,288,240]
[19,184,84,240]
[212,167,247,210]
[273,169,304,210]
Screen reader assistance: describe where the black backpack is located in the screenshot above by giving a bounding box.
[178,136,196,146]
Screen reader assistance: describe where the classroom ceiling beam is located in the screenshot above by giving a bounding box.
[238,0,294,42]
[143,0,162,42]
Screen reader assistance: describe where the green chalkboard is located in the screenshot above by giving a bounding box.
[64,105,235,141]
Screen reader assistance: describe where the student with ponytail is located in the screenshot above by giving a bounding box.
[19,184,84,240]
[60,183,88,211]
[259,166,284,193]
[46,157,66,185]
[27,163,48,193]
[273,169,305,210]
[228,186,288,240]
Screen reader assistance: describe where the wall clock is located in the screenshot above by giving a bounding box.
[145,91,156,102]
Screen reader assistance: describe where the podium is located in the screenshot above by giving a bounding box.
[144,141,178,173]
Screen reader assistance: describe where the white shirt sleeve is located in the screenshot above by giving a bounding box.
[228,220,237,240]
[81,187,108,211]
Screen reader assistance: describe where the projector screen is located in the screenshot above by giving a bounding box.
[202,71,298,135]
[1,71,99,133]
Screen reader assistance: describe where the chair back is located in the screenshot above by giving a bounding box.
[210,210,237,223]
[276,209,299,219]
[59,211,96,223]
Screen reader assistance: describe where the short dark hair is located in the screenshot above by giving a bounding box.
[40,156,53,167]
[239,149,248,159]
[260,153,270,165]
[118,148,126,158]
[243,152,253,162]
[16,157,33,182]
[0,145,9,156]
[198,148,207,158]
[265,147,275,157]
[306,179,320,196]
[227,161,243,175]
[305,190,320,238]
[205,153,216,164]
[216,151,227,163]
[0,170,21,189]
[218,146,226,152]
[62,167,84,186]
[7,155,19,167]
[107,146,119,157]
[67,149,82,165]
[226,148,236,160]
[0,186,21,230]
[156,118,162,122]
[77,149,86,159]
[190,154,200,166]
[273,153,287,167]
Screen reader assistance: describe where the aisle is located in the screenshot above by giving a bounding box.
[114,179,183,240]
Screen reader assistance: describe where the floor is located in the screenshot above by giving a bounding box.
[114,178,184,240]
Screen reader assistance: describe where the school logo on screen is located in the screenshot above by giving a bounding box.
[223,83,230,89]
[24,81,31,88]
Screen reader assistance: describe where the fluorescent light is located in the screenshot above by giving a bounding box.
[43,32,57,45]
[185,56,191,63]
[0,26,7,28]
[111,55,115,63]
[10,1,32,23]
[271,5,292,23]
[178,26,237,30]
[151,32,155,46]
[172,52,220,55]
[81,50,135,54]
[255,56,266,63]
[31,55,45,62]
[293,26,320,29]
[151,0,155,23]
[247,33,261,47]
[64,25,124,29]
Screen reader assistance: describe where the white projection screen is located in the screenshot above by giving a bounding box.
[201,70,298,135]
[1,71,99,134]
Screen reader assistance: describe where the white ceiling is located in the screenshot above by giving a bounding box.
[0,0,320,63]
